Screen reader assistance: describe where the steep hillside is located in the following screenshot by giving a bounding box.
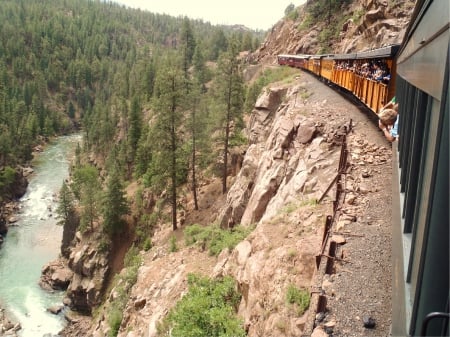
[78,2,417,337]
[72,69,396,337]
[253,0,415,64]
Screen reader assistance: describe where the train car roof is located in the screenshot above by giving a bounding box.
[332,53,357,60]
[355,44,400,59]
[311,54,334,59]
[277,54,310,59]
[331,45,400,60]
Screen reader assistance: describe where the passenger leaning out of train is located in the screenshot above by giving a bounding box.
[378,96,399,142]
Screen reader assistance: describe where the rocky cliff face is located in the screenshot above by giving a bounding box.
[217,84,337,229]
[41,230,110,315]
[65,231,110,313]
[253,0,415,64]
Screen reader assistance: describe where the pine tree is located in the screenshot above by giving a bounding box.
[128,95,142,160]
[72,165,100,232]
[56,180,75,226]
[180,18,196,82]
[102,168,129,236]
[215,37,245,193]
[187,48,211,210]
[192,45,208,92]
[148,55,186,230]
[56,180,78,258]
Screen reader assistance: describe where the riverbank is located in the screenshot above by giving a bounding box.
[0,134,82,337]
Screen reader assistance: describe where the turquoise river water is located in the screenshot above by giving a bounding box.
[0,134,81,336]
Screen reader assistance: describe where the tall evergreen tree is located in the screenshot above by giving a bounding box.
[56,180,78,258]
[192,45,208,92]
[102,168,129,236]
[147,55,186,230]
[56,180,75,227]
[128,95,142,159]
[215,37,245,194]
[180,18,196,82]
[72,165,100,232]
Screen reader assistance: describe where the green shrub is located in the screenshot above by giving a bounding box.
[169,235,178,252]
[298,14,314,31]
[143,237,152,251]
[108,306,123,337]
[158,274,245,337]
[286,9,299,21]
[0,166,15,188]
[184,224,254,256]
[286,284,310,316]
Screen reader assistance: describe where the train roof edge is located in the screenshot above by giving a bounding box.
[278,45,400,60]
[333,44,400,60]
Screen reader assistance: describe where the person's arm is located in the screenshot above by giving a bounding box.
[381,127,396,142]
[382,100,394,110]
[379,120,396,142]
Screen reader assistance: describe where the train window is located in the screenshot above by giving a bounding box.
[398,89,429,227]
[395,72,449,336]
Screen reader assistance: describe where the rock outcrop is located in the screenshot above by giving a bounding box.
[252,0,415,64]
[40,259,73,290]
[64,231,110,313]
[217,82,338,229]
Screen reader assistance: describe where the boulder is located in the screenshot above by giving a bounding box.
[234,240,252,266]
[40,260,73,290]
[297,122,316,144]
[311,326,329,337]
[364,8,386,25]
[47,304,64,315]
[254,87,286,112]
[22,167,34,177]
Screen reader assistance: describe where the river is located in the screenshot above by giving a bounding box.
[0,134,82,337]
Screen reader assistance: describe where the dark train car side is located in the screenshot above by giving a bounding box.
[392,0,449,335]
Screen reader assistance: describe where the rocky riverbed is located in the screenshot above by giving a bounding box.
[0,308,21,337]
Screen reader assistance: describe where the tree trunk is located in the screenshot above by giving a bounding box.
[222,75,233,194]
[171,77,178,231]
[192,104,199,210]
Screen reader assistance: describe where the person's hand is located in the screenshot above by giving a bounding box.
[378,120,386,130]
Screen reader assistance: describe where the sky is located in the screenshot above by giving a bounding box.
[115,0,306,31]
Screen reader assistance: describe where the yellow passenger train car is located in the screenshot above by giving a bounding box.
[277,45,399,115]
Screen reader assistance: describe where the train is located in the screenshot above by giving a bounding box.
[278,0,449,335]
[277,44,399,116]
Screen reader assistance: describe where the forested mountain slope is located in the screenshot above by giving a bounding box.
[0,0,261,205]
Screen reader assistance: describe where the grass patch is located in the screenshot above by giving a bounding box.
[281,201,298,214]
[299,198,318,207]
[287,248,297,260]
[286,284,310,316]
[184,223,254,256]
[157,274,245,337]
